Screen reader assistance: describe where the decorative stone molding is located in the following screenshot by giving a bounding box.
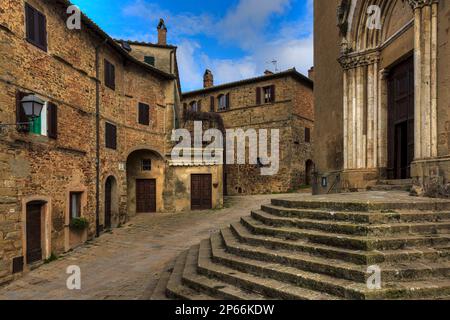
[338,51,380,70]
[405,0,439,10]
[337,0,351,37]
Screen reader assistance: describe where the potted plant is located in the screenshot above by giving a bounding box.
[69,217,89,231]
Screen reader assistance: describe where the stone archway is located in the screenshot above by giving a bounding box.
[126,149,165,215]
[338,0,439,187]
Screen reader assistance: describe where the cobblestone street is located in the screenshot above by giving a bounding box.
[0,193,304,300]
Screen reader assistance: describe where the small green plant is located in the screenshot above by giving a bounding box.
[44,253,58,264]
[70,217,89,231]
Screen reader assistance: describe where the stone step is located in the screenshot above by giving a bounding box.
[378,179,413,186]
[150,260,174,300]
[261,204,450,224]
[241,216,450,251]
[181,244,266,300]
[197,239,341,300]
[221,227,450,283]
[165,250,215,300]
[252,210,450,236]
[368,185,412,192]
[210,232,450,300]
[231,222,450,265]
[271,195,450,212]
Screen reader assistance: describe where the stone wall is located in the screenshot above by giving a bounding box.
[0,0,176,284]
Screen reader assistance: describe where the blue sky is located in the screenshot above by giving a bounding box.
[72,0,313,92]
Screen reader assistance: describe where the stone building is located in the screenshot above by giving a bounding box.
[313,0,450,195]
[182,69,314,195]
[0,0,222,285]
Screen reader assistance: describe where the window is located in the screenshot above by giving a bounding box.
[142,159,152,171]
[105,122,117,149]
[138,103,150,125]
[263,85,275,103]
[70,192,82,220]
[104,59,116,90]
[218,95,226,111]
[25,3,47,51]
[305,127,311,143]
[190,101,199,112]
[218,94,230,111]
[144,56,155,66]
[15,93,57,138]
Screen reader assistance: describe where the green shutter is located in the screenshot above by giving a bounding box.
[29,115,41,134]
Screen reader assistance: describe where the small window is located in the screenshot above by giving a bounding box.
[263,86,275,103]
[70,192,82,220]
[190,101,199,112]
[142,159,152,171]
[144,56,155,66]
[305,127,311,143]
[138,103,150,125]
[218,95,226,111]
[25,3,47,51]
[104,59,116,90]
[105,122,117,149]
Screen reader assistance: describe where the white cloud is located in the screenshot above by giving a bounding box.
[122,0,313,91]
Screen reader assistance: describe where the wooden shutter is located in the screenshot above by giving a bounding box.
[197,100,202,112]
[226,93,230,109]
[256,87,261,105]
[271,85,276,102]
[105,123,117,149]
[16,91,30,132]
[138,103,150,125]
[25,3,47,51]
[47,102,58,139]
[37,11,47,50]
[305,127,311,143]
[210,96,215,112]
[104,60,115,90]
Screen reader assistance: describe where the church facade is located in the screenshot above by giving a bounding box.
[313,0,450,196]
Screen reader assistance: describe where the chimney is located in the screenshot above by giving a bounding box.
[264,70,274,76]
[157,18,167,46]
[203,69,214,88]
[308,66,315,81]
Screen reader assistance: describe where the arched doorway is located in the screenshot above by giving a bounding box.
[126,149,165,215]
[305,160,314,186]
[104,176,118,229]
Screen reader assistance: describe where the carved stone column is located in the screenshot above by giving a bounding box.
[407,0,439,160]
[339,52,381,170]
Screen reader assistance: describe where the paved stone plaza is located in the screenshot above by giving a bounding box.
[0,193,304,300]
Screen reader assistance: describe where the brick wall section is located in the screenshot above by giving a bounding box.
[182,72,314,195]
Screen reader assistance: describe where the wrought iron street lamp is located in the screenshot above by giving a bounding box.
[0,95,45,132]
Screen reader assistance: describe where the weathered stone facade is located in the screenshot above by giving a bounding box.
[0,0,222,285]
[313,0,450,196]
[182,69,314,195]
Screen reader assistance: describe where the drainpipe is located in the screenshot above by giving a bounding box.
[95,39,107,238]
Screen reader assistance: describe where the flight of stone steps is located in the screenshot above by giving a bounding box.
[151,193,450,300]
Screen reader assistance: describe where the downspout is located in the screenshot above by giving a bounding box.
[95,39,107,238]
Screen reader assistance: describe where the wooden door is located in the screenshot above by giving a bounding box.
[26,203,42,264]
[387,56,414,179]
[136,179,156,213]
[191,174,212,210]
[105,178,112,228]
